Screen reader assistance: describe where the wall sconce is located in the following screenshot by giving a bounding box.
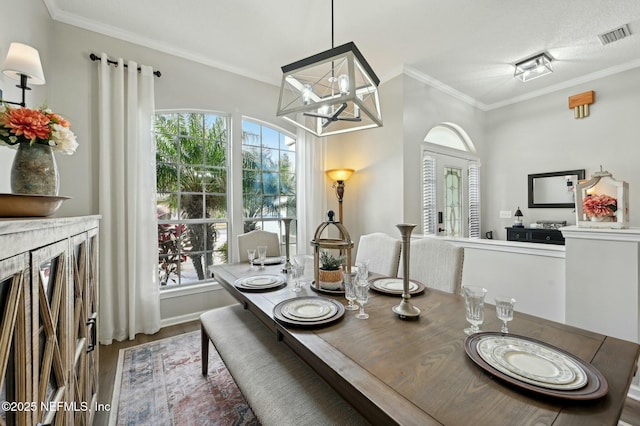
[514,52,553,82]
[568,91,595,119]
[1,42,46,107]
[326,168,354,224]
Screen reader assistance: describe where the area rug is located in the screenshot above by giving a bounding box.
[110,331,260,426]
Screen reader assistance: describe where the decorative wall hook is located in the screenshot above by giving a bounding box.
[568,90,595,119]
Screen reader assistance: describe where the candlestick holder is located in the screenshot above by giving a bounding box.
[282,218,293,273]
[392,223,421,319]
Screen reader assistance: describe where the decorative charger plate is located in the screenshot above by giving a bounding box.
[234,274,286,292]
[0,193,71,217]
[476,335,587,390]
[273,296,345,327]
[252,256,283,266]
[369,277,425,296]
[310,281,345,295]
[464,332,608,400]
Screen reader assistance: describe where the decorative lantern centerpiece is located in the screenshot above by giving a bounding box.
[575,167,629,229]
[310,210,353,292]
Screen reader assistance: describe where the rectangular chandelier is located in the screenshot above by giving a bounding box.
[276,42,383,137]
[514,52,553,82]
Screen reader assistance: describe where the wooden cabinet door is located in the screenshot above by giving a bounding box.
[31,240,69,426]
[0,253,30,426]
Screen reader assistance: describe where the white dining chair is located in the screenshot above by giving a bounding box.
[237,230,281,262]
[399,237,464,294]
[355,232,402,277]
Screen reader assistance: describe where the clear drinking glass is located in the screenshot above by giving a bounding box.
[463,285,487,335]
[355,260,369,282]
[257,245,267,270]
[247,248,257,270]
[355,279,370,319]
[343,270,358,311]
[495,296,516,333]
[288,268,301,293]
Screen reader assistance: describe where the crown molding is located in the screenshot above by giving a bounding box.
[403,65,486,110]
[45,3,281,87]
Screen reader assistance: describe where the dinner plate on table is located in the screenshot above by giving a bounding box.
[464,332,608,400]
[273,296,345,327]
[234,274,286,292]
[369,277,425,296]
[252,256,283,266]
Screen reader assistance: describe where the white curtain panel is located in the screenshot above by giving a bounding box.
[98,54,160,343]
[296,128,326,255]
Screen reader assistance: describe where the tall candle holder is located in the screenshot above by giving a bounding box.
[282,218,293,273]
[392,223,421,319]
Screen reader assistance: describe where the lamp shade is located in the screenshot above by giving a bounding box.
[2,42,46,85]
[277,42,382,137]
[326,168,354,182]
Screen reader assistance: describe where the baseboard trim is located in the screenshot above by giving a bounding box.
[627,384,640,401]
[160,310,208,328]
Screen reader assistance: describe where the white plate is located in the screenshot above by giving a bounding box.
[372,278,419,292]
[238,274,285,288]
[253,256,283,266]
[477,336,588,390]
[281,298,338,322]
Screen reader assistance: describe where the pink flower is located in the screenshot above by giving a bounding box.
[583,193,617,217]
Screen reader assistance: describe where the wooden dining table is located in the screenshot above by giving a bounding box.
[212,262,640,426]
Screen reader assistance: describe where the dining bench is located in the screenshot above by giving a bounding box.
[200,304,368,426]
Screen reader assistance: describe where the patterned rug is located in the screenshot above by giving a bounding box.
[110,331,260,426]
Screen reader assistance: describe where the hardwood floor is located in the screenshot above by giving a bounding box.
[94,320,640,426]
[94,320,200,426]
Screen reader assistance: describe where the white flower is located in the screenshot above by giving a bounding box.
[50,123,78,155]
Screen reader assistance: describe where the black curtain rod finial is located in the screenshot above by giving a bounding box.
[89,53,161,77]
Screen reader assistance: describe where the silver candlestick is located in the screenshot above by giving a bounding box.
[282,218,293,273]
[392,223,421,319]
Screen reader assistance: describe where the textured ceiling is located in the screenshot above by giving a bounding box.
[45,0,640,109]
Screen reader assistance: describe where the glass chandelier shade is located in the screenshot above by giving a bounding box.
[276,42,382,137]
[514,52,553,82]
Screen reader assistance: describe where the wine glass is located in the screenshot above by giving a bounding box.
[342,269,358,311]
[247,248,256,271]
[355,279,370,319]
[462,285,487,335]
[257,245,267,270]
[495,296,516,333]
[355,260,369,282]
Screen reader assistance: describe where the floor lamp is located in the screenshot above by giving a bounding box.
[326,168,354,224]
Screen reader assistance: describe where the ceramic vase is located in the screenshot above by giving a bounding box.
[11,142,60,195]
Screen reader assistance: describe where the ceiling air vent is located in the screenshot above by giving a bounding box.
[598,24,631,45]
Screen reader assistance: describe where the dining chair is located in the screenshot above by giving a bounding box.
[400,236,464,294]
[355,232,402,277]
[237,229,281,262]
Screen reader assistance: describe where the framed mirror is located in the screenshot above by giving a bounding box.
[528,169,585,208]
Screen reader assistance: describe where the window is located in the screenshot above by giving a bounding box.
[242,119,297,254]
[155,112,229,287]
[422,123,480,238]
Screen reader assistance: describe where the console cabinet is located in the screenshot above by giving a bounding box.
[0,216,99,425]
[505,226,565,245]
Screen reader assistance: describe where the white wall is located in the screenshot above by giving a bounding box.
[484,68,640,240]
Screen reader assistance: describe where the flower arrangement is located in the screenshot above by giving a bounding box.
[0,104,78,155]
[582,193,617,217]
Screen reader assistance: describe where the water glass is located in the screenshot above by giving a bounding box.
[355,260,369,282]
[343,270,358,311]
[462,285,487,335]
[495,296,516,333]
[355,279,370,319]
[288,268,301,293]
[257,245,267,269]
[247,248,257,270]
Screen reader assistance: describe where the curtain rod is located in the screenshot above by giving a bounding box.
[89,53,161,77]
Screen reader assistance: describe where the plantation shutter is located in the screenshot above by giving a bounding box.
[468,162,481,238]
[422,155,437,235]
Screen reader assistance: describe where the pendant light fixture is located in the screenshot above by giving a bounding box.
[276,0,382,137]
